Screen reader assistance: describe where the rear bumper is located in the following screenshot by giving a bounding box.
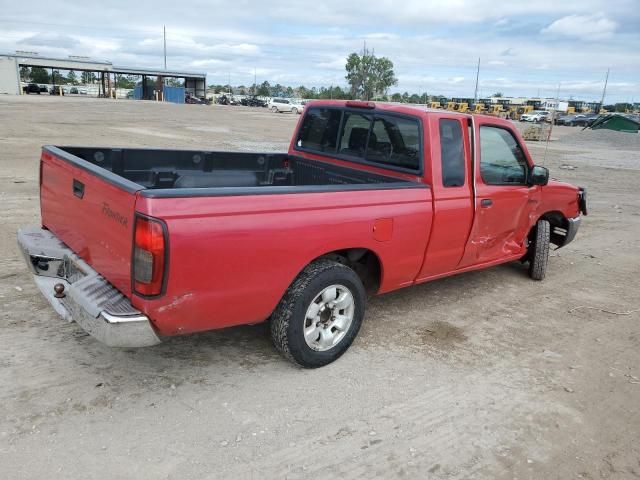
[17,226,161,347]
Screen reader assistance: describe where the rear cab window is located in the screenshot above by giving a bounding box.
[296,106,422,173]
[296,108,342,153]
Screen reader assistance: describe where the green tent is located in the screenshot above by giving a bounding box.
[589,114,640,133]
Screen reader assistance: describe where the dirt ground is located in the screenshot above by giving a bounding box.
[1,96,639,480]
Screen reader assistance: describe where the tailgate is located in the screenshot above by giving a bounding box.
[40,147,143,297]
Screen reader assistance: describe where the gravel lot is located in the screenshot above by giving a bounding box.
[1,96,639,479]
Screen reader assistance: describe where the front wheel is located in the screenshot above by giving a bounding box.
[270,259,365,368]
[271,106,278,113]
[291,107,298,115]
[528,219,550,280]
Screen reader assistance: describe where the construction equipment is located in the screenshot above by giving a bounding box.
[446,101,456,111]
[455,102,469,113]
[471,103,486,114]
[429,102,442,109]
[487,104,504,116]
[566,106,576,114]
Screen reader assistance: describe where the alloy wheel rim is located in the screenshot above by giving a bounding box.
[303,284,355,352]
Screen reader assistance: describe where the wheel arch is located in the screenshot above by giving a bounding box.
[534,210,568,247]
[301,248,384,296]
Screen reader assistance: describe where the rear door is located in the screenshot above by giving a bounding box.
[39,147,141,296]
[459,121,537,267]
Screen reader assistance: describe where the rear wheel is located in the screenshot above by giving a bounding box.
[528,219,550,281]
[270,259,365,368]
[291,107,298,115]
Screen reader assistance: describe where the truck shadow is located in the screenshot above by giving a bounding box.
[91,262,531,373]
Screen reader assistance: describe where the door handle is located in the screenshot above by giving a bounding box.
[480,198,493,207]
[73,179,85,199]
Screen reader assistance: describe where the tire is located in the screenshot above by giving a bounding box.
[271,106,278,113]
[528,219,550,281]
[270,259,366,368]
[291,107,298,115]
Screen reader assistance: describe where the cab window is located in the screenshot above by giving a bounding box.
[479,126,528,185]
[439,119,465,187]
[296,108,342,153]
[338,112,372,159]
[365,115,421,171]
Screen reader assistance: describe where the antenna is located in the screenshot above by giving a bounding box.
[473,57,480,104]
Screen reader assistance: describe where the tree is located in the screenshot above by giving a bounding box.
[19,66,31,82]
[30,67,49,84]
[116,75,137,88]
[492,92,503,98]
[51,70,66,85]
[391,92,402,102]
[81,71,96,84]
[256,81,271,97]
[345,47,397,100]
[66,70,78,85]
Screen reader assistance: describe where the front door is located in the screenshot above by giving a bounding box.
[459,121,537,267]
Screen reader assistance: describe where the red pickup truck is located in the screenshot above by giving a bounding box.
[18,100,587,367]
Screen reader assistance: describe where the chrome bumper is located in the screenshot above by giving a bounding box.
[17,226,161,347]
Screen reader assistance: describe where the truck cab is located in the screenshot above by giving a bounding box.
[291,100,584,281]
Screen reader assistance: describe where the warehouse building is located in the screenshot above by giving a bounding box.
[0,52,206,103]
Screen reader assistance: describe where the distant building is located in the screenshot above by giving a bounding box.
[0,52,206,101]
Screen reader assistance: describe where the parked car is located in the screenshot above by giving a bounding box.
[269,98,305,114]
[241,96,268,107]
[553,114,573,125]
[39,86,49,94]
[567,114,599,127]
[520,110,550,122]
[49,86,65,95]
[23,83,41,94]
[185,94,209,105]
[69,87,79,94]
[18,100,586,367]
[217,94,239,105]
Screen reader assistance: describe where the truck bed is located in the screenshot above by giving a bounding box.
[39,145,426,303]
[53,146,415,197]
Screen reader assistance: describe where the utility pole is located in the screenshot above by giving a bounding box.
[599,68,610,113]
[163,26,167,70]
[254,68,257,95]
[473,57,480,104]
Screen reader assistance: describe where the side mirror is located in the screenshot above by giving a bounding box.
[529,165,549,186]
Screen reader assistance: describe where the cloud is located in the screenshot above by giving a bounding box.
[541,13,618,39]
[0,0,637,100]
[19,33,79,50]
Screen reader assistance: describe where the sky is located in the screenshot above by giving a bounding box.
[1,0,639,102]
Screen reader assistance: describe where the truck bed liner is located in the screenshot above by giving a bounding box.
[49,146,422,198]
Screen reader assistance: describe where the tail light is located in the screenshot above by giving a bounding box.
[133,215,167,297]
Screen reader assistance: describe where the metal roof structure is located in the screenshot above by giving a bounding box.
[1,52,205,79]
